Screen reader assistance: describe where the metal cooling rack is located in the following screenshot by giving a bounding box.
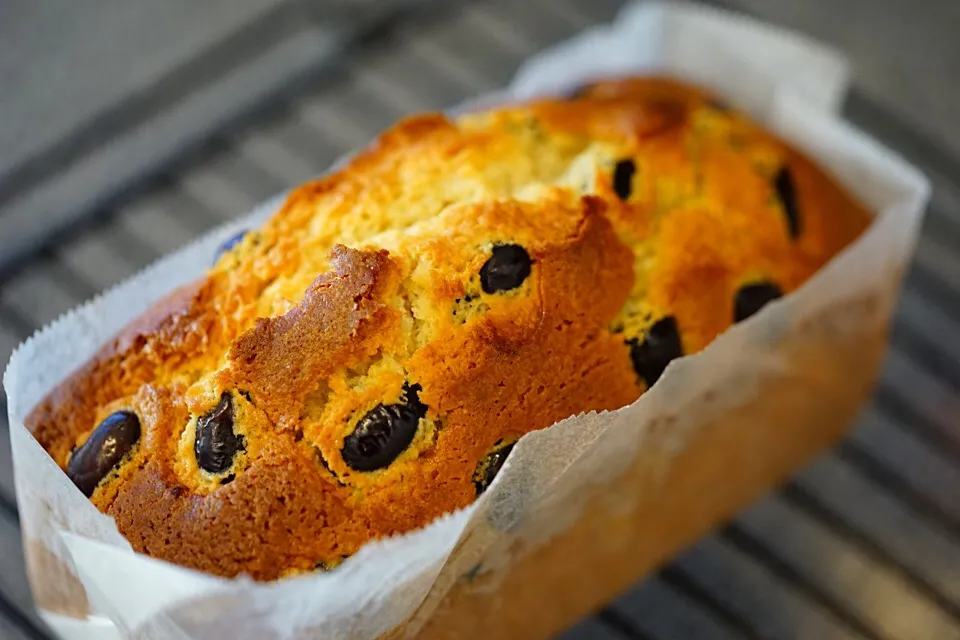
[1,0,959,638]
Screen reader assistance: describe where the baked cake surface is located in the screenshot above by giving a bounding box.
[25,77,871,580]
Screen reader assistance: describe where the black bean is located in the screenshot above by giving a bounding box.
[774,167,800,238]
[613,159,636,201]
[67,411,141,497]
[480,244,532,294]
[195,393,245,474]
[627,316,684,388]
[214,230,247,262]
[734,282,783,322]
[341,383,427,472]
[473,442,516,496]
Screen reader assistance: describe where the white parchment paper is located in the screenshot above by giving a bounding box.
[3,2,931,639]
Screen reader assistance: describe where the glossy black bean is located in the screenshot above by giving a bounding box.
[480,244,532,294]
[627,316,684,388]
[613,159,636,201]
[473,441,516,496]
[67,411,141,497]
[341,384,427,472]
[774,167,800,238]
[734,282,783,322]
[195,393,245,474]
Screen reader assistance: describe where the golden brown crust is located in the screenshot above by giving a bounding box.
[225,246,399,431]
[25,76,872,580]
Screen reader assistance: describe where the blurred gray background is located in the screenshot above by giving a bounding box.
[1,1,959,640]
[1,0,959,265]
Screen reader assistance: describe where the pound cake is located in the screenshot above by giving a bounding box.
[25,77,871,581]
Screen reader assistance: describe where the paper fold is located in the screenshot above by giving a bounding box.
[511,0,850,115]
[3,2,930,639]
